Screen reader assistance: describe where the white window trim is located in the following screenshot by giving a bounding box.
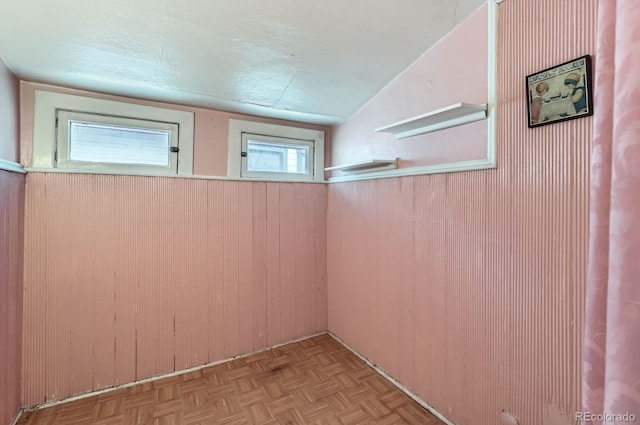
[56,110,180,175]
[32,90,194,175]
[241,133,315,181]
[228,119,325,182]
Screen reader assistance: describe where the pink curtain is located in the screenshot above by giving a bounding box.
[583,0,640,422]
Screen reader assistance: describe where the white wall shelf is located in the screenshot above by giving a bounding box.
[325,159,397,174]
[375,103,488,139]
[0,158,25,173]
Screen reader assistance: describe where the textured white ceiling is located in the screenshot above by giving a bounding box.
[0,0,486,124]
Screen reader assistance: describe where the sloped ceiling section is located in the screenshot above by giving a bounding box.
[0,0,485,124]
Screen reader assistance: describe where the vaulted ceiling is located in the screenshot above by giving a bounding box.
[0,0,485,124]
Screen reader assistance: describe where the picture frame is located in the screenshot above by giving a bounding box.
[526,55,593,128]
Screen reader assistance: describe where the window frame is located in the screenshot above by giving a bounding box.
[56,110,180,175]
[228,119,325,182]
[241,133,315,181]
[32,90,194,176]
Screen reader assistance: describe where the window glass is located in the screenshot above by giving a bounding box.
[68,121,171,167]
[246,140,310,174]
[239,132,315,180]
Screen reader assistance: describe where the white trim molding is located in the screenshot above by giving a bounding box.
[9,410,23,425]
[22,331,327,412]
[328,158,495,183]
[24,167,327,183]
[0,158,25,173]
[32,90,194,176]
[327,1,499,183]
[19,331,454,424]
[487,0,499,168]
[227,118,325,182]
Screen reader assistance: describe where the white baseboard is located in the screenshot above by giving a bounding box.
[23,330,455,425]
[327,331,456,425]
[22,331,327,413]
[9,409,23,425]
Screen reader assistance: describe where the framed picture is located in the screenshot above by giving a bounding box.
[526,55,593,128]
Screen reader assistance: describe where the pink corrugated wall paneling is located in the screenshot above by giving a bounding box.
[22,173,328,406]
[327,1,596,424]
[0,170,25,425]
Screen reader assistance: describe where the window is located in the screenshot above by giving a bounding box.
[228,119,325,182]
[55,110,180,174]
[32,90,194,175]
[242,134,314,179]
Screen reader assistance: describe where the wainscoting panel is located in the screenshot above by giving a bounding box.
[22,173,327,406]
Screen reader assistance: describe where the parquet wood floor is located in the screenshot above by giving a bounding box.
[17,334,445,425]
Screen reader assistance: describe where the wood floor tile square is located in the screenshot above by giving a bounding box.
[17,334,446,425]
[336,405,369,425]
[320,392,351,413]
[396,403,442,425]
[374,412,406,425]
[298,400,336,423]
[276,409,306,425]
[359,398,392,419]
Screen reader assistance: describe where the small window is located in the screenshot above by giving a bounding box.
[228,119,325,182]
[32,90,194,176]
[56,111,179,174]
[241,134,314,180]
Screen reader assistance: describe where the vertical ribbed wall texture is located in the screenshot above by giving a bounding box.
[327,1,596,424]
[0,170,25,425]
[22,173,327,406]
